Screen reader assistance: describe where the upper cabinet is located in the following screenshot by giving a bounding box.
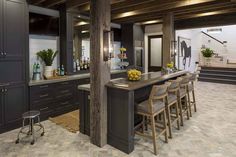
[3,0,28,59]
[0,0,3,58]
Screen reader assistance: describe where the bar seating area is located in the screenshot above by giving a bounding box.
[134,73,197,155]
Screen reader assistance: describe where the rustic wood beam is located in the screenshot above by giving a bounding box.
[162,13,174,66]
[66,0,89,9]
[112,1,235,23]
[29,0,46,5]
[42,0,65,7]
[112,0,222,19]
[90,0,111,147]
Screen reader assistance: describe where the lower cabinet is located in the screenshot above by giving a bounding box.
[0,84,27,133]
[29,78,89,120]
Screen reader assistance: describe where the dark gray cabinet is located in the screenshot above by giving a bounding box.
[0,87,4,127]
[0,0,28,133]
[4,84,26,125]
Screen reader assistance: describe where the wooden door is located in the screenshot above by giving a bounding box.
[4,84,26,125]
[148,35,163,72]
[3,0,27,59]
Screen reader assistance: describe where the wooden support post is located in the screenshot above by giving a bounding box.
[90,0,111,147]
[163,13,174,66]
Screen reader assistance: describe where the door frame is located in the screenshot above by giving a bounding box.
[148,35,163,72]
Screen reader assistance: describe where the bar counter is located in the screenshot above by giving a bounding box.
[106,70,187,154]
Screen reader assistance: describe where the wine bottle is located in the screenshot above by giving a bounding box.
[61,65,65,76]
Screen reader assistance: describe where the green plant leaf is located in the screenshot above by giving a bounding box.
[36,49,58,66]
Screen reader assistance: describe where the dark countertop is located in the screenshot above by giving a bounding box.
[106,70,188,91]
[29,69,126,86]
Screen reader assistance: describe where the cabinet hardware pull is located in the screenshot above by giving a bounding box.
[61,82,69,85]
[1,89,4,93]
[40,94,48,98]
[4,52,6,56]
[0,52,3,56]
[88,95,90,100]
[61,101,69,105]
[40,107,49,111]
[61,90,69,93]
[39,85,48,88]
[4,89,7,92]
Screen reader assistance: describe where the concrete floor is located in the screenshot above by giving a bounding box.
[0,82,236,157]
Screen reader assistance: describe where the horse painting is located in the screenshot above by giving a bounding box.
[180,40,191,69]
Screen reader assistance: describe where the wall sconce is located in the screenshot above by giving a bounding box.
[171,40,177,67]
[103,30,114,61]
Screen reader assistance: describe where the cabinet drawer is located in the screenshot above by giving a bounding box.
[30,92,54,103]
[55,88,74,99]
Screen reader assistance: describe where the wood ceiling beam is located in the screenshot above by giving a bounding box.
[41,0,65,7]
[66,0,89,9]
[112,0,224,19]
[29,0,46,5]
[112,1,236,24]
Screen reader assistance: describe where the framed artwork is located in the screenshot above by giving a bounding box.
[178,36,192,70]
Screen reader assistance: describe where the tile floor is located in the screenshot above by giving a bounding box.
[0,82,236,157]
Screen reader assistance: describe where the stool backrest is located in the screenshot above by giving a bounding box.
[179,75,191,87]
[148,84,168,113]
[167,78,182,93]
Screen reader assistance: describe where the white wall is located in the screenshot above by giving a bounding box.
[29,35,60,79]
[144,24,163,73]
[201,25,236,60]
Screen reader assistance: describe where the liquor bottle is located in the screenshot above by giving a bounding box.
[87,58,90,69]
[33,63,36,73]
[57,66,60,76]
[84,57,87,70]
[73,59,77,72]
[61,65,65,76]
[36,63,40,73]
[76,59,80,71]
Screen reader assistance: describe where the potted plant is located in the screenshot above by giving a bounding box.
[37,49,58,78]
[201,48,214,66]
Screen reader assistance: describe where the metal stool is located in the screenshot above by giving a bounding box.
[15,111,45,145]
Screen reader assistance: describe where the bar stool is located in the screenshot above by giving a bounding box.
[165,79,181,138]
[135,84,169,155]
[15,111,45,145]
[187,73,197,116]
[178,75,191,126]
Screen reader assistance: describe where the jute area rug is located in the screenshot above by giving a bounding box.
[49,110,79,133]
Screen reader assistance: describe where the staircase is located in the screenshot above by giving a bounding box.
[199,67,236,85]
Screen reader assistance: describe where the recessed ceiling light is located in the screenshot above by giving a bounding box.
[76,21,89,26]
[82,30,89,33]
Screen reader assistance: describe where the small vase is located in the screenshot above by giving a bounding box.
[44,66,53,78]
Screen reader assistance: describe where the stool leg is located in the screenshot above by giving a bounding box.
[178,95,184,126]
[163,111,168,143]
[150,115,157,155]
[175,102,180,130]
[185,96,190,120]
[187,91,192,117]
[192,88,197,112]
[31,119,35,145]
[16,118,26,144]
[166,105,172,138]
[37,116,45,136]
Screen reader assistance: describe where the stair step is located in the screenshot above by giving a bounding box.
[199,77,236,85]
[200,69,236,75]
[200,66,236,71]
[199,73,236,79]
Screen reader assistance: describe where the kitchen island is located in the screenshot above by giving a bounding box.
[106,70,187,154]
[78,70,187,154]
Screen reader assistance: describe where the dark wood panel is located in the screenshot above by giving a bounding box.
[0,60,25,84]
[4,84,26,125]
[0,87,3,127]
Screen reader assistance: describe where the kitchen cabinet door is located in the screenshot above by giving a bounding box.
[3,0,27,59]
[0,87,4,127]
[0,0,3,58]
[0,60,25,84]
[4,84,26,125]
